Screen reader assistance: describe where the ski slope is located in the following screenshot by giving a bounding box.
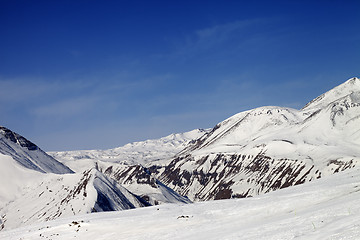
[1,167,359,240]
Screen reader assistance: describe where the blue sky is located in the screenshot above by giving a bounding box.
[1,0,359,151]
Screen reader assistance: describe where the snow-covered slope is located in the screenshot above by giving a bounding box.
[156,77,360,201]
[0,128,150,231]
[0,154,148,231]
[1,167,359,240]
[0,126,73,174]
[97,162,191,205]
[302,76,360,111]
[48,129,207,205]
[0,153,41,206]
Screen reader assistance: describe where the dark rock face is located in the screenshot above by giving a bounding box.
[94,192,116,211]
[0,126,38,151]
[103,165,158,188]
[0,126,73,174]
[96,163,191,205]
[156,151,356,202]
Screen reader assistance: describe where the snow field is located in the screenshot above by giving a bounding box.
[1,167,359,240]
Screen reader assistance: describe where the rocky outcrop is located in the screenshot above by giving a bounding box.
[0,126,73,174]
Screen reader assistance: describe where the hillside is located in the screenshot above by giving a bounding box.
[0,126,73,174]
[0,129,149,231]
[1,166,359,239]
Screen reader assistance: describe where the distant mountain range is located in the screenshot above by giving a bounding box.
[1,77,359,231]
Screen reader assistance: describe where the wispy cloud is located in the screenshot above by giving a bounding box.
[31,96,99,118]
[195,20,257,43]
[0,78,54,102]
[175,19,265,57]
[0,72,179,123]
[0,77,94,103]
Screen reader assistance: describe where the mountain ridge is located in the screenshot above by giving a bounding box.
[48,77,360,203]
[0,126,73,174]
[50,128,209,169]
[154,77,360,201]
[302,77,360,111]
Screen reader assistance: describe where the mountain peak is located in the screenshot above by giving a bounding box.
[0,126,73,174]
[302,77,360,111]
[0,126,38,151]
[347,76,360,83]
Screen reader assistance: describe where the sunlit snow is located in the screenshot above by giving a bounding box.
[1,167,359,240]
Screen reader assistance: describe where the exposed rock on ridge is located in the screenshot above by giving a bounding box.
[0,126,73,174]
[154,77,360,201]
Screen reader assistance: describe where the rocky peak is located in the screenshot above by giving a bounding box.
[0,126,38,151]
[0,126,73,174]
[302,77,360,111]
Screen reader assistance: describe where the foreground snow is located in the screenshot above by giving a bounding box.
[1,167,359,240]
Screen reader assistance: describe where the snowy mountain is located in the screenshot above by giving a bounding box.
[0,127,203,231]
[154,77,360,201]
[96,162,191,205]
[0,153,149,231]
[0,126,73,174]
[49,129,208,205]
[1,77,359,235]
[49,77,360,204]
[49,129,209,170]
[1,166,359,239]
[302,76,360,111]
[0,129,152,231]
